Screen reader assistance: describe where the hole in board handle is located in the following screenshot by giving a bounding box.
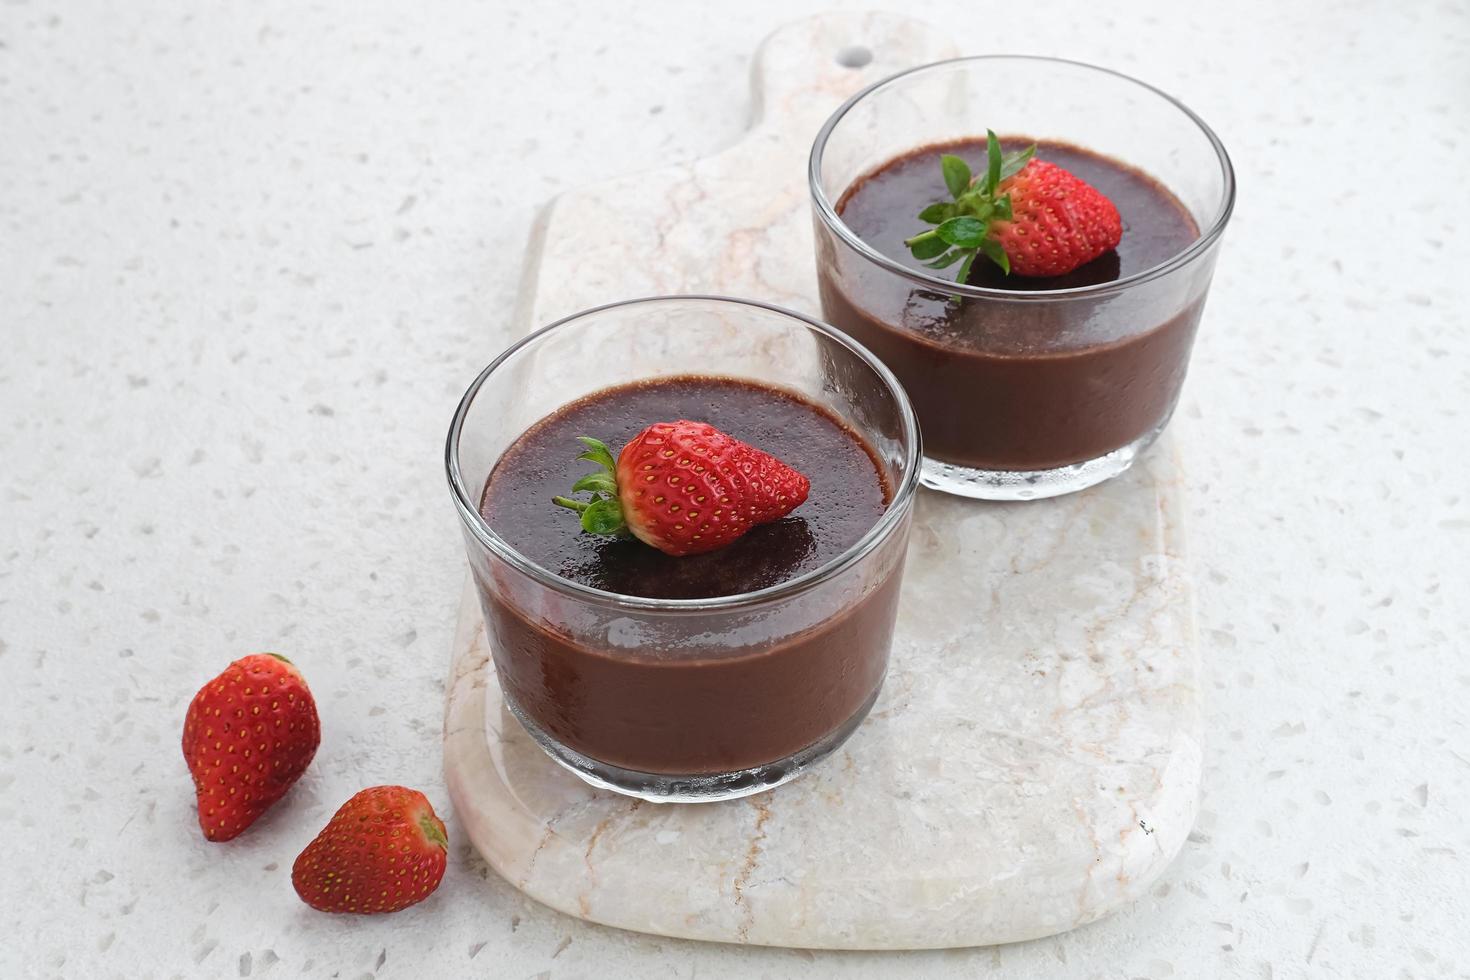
[835,45,872,69]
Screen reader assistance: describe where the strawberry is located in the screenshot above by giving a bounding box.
[989,159,1122,277]
[552,421,810,556]
[181,653,320,842]
[291,785,448,914]
[905,129,1122,280]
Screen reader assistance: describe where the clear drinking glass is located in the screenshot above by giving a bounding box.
[446,296,920,802]
[810,56,1235,499]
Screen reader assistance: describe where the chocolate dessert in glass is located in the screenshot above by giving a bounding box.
[810,56,1235,499]
[446,297,920,802]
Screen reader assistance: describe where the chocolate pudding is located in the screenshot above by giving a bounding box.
[474,376,903,776]
[817,137,1203,471]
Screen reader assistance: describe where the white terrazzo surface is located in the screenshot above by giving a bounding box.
[2,1,1466,978]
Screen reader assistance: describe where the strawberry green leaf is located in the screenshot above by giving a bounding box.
[581,497,625,536]
[978,237,1010,275]
[572,472,617,496]
[940,155,971,199]
[992,195,1013,221]
[909,234,950,261]
[575,436,616,473]
[985,130,1003,196]
[924,248,967,269]
[558,435,630,538]
[917,202,953,224]
[999,144,1036,181]
[936,216,988,249]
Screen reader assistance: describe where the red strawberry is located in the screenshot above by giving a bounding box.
[990,159,1122,277]
[181,653,320,842]
[904,129,1122,280]
[552,421,810,557]
[291,786,448,914]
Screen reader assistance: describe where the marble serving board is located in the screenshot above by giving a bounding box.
[443,11,1201,950]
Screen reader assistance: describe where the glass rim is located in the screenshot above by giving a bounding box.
[445,294,923,612]
[808,54,1237,302]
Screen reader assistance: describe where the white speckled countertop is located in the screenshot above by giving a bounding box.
[3,1,1466,977]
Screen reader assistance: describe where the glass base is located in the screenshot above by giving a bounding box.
[504,686,881,803]
[919,422,1167,501]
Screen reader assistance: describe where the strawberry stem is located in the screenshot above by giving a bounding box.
[905,129,1036,285]
[417,810,448,851]
[554,437,631,538]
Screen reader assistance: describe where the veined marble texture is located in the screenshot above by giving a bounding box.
[442,12,1201,949]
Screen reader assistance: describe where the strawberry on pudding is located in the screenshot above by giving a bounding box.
[818,132,1201,481]
[448,297,920,800]
[551,418,811,557]
[898,132,1124,282]
[809,57,1234,498]
[472,375,906,795]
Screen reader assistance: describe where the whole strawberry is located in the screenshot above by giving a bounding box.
[905,129,1122,280]
[182,653,320,842]
[292,786,448,914]
[552,421,810,556]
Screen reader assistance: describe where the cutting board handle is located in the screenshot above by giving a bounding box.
[745,12,958,144]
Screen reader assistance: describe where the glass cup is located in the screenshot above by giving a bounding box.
[446,296,920,802]
[810,56,1235,499]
